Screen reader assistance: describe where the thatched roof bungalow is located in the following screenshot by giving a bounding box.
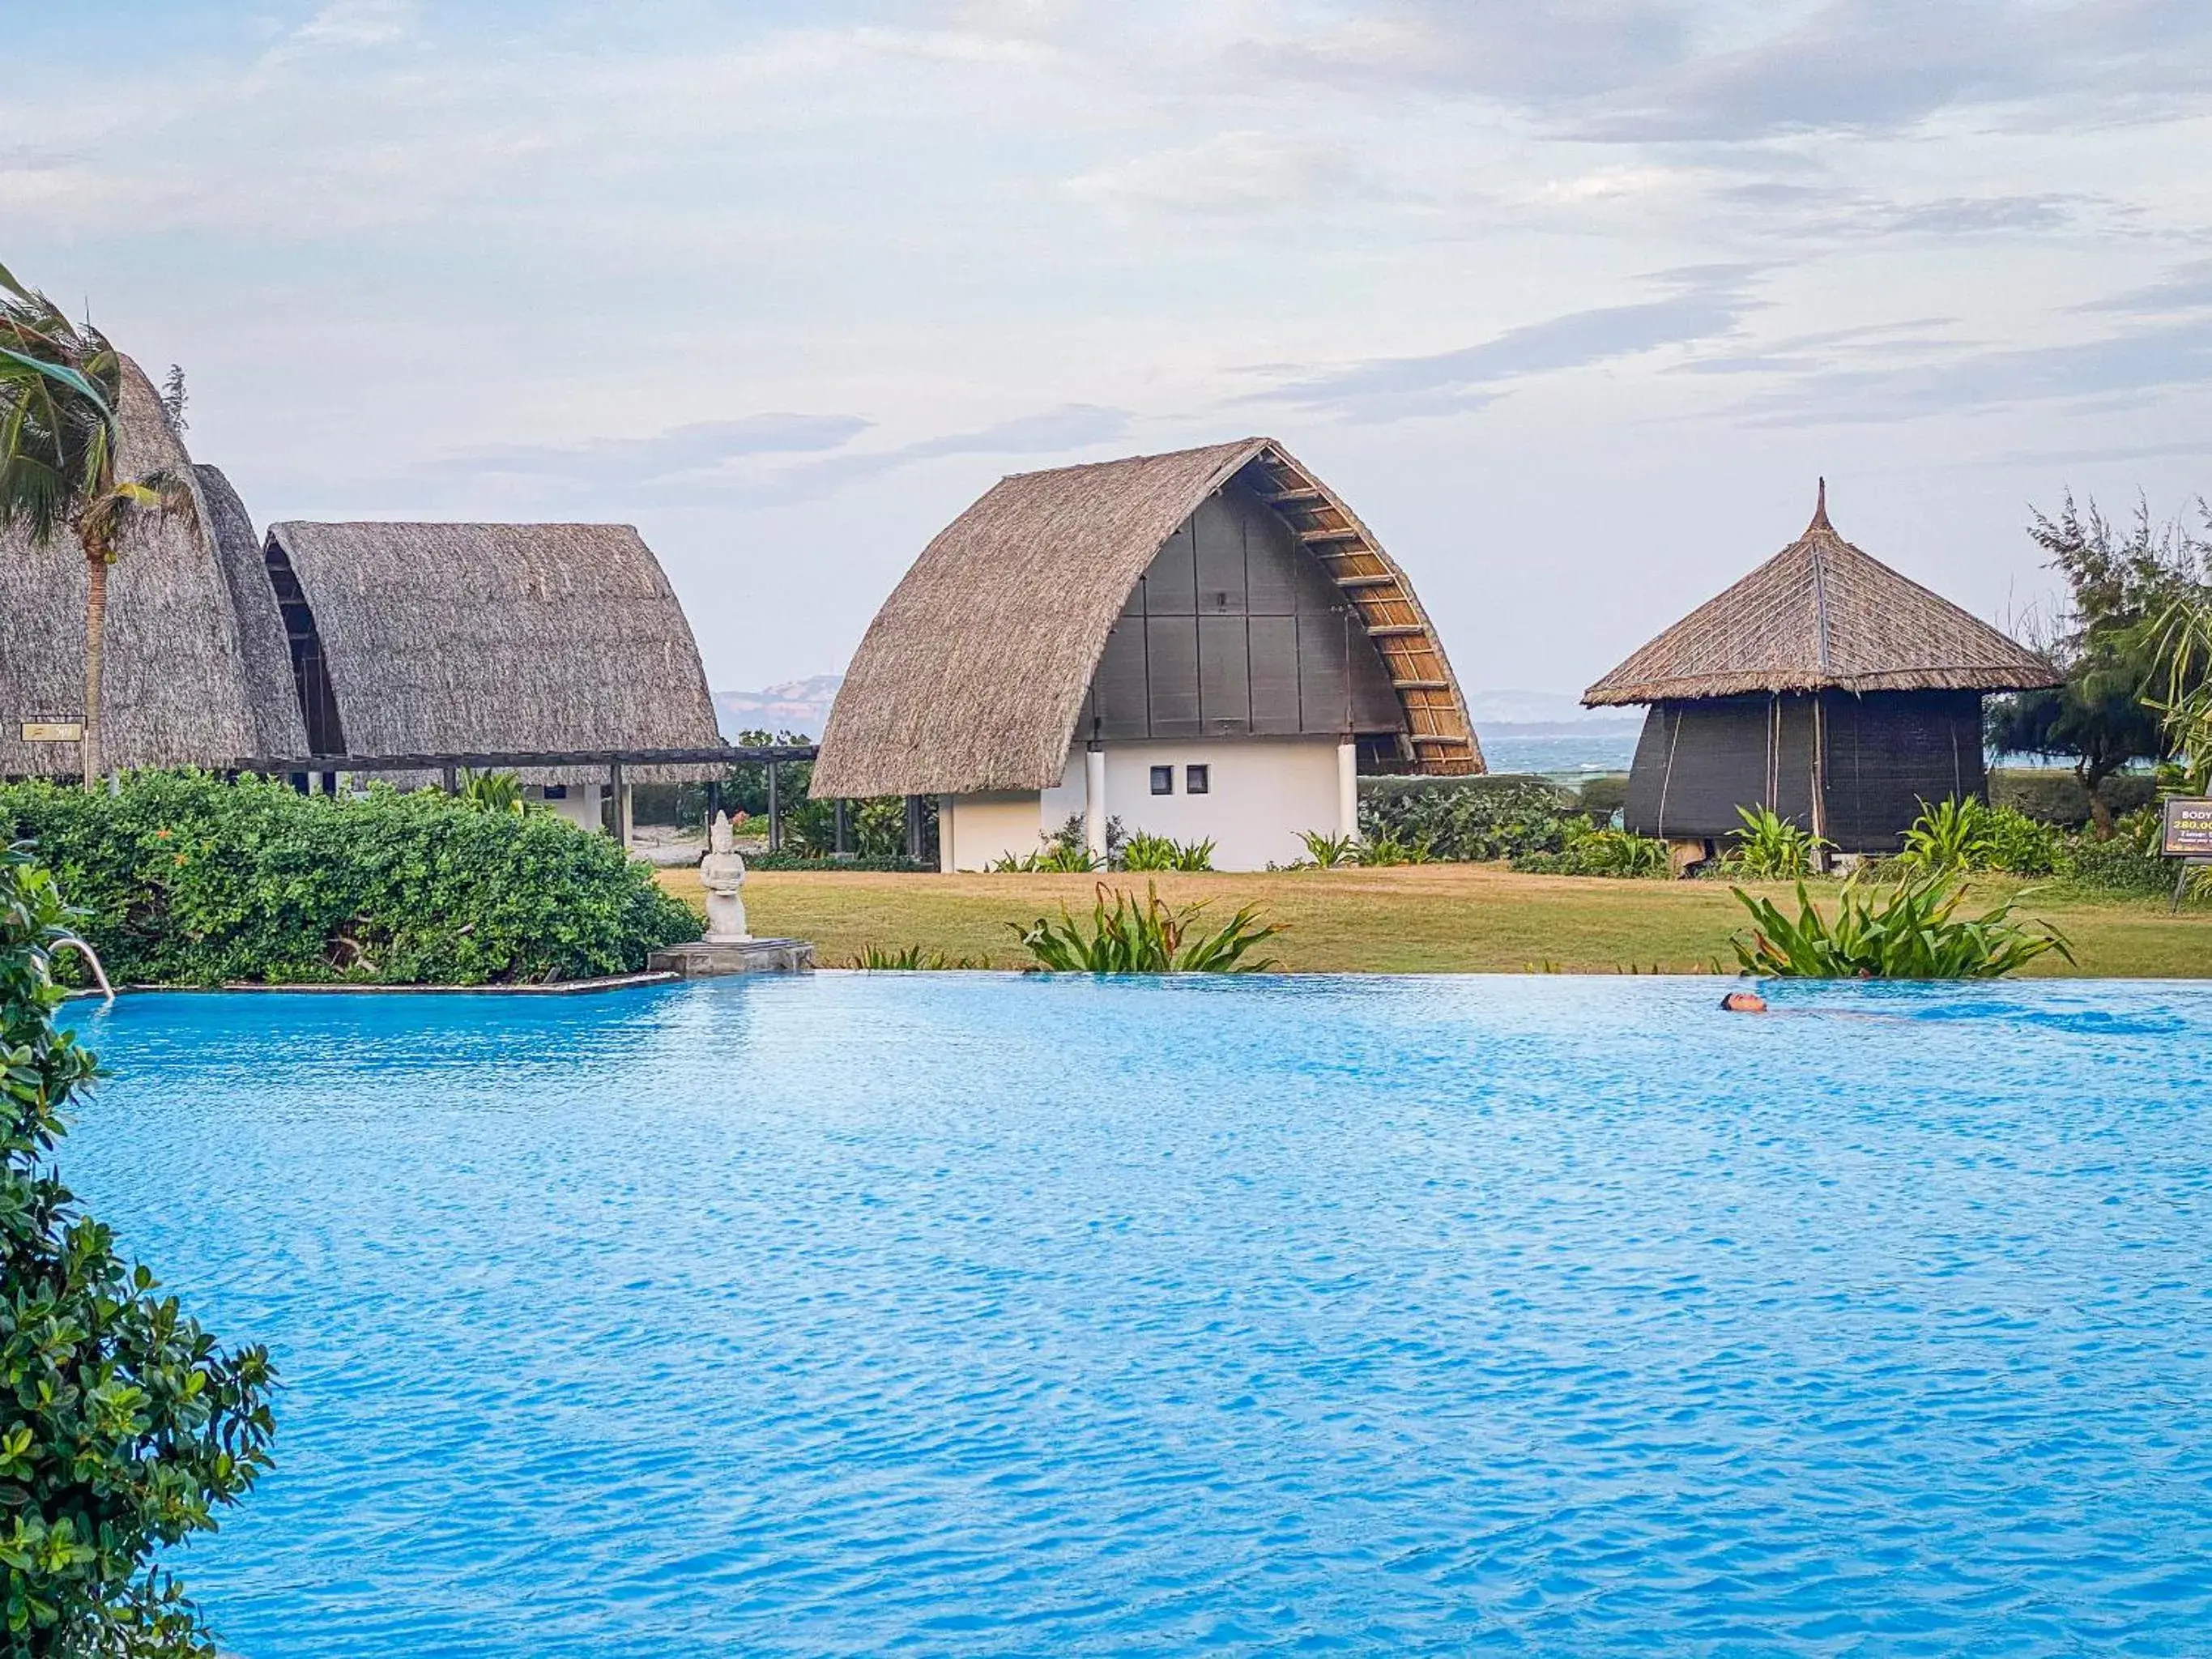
[259,521,722,787]
[0,360,308,778]
[1583,484,2058,855]
[815,437,1480,871]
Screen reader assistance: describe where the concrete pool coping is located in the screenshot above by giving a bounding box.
[64,970,681,1000]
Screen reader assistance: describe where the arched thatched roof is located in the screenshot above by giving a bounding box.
[0,358,306,777]
[1583,486,2059,706]
[812,437,1480,797]
[261,521,721,783]
[195,464,311,760]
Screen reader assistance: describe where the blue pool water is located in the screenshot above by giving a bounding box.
[60,976,2212,1657]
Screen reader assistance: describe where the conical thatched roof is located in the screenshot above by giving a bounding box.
[1583,485,2058,706]
[813,437,1479,797]
[261,521,721,783]
[0,358,307,777]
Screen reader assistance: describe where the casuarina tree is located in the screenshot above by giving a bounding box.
[0,263,196,787]
[0,842,275,1655]
[1988,493,2209,834]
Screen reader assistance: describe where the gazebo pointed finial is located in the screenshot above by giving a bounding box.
[1809,476,1832,533]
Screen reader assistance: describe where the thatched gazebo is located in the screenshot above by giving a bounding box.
[813,437,1480,872]
[0,360,307,778]
[259,521,722,827]
[1583,484,2059,856]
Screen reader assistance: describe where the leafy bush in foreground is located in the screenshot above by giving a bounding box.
[1731,873,2072,979]
[1011,882,1281,972]
[0,772,697,986]
[1,844,276,1654]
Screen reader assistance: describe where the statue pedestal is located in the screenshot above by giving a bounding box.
[649,937,816,977]
[654,808,812,975]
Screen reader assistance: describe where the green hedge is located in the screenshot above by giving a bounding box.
[1358,774,1579,863]
[1989,768,2159,827]
[0,772,699,986]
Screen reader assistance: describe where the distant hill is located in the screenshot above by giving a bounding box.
[710,678,1636,744]
[713,676,843,740]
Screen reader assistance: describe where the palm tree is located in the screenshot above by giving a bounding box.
[0,261,194,787]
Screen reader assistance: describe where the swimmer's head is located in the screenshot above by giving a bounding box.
[1721,990,1768,1013]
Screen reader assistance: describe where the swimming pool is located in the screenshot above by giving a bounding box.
[62,975,2211,1657]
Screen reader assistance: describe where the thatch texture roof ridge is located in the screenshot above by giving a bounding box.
[812,437,1481,797]
[196,465,310,759]
[264,518,721,782]
[0,356,283,777]
[1582,492,2058,706]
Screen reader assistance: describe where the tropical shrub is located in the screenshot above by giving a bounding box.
[1988,768,2158,830]
[0,771,698,986]
[2058,833,2172,897]
[847,944,987,969]
[1353,831,1429,866]
[1295,831,1358,869]
[989,843,1102,873]
[1722,804,1826,879]
[0,844,277,1653]
[1010,882,1281,972]
[1359,775,1577,863]
[1120,832,1216,872]
[1512,819,1670,878]
[744,851,933,873]
[1896,797,1988,875]
[1576,774,1630,821]
[1730,873,2072,979]
[457,768,534,814]
[1975,804,2067,876]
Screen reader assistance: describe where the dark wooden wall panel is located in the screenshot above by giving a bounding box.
[1198,616,1251,731]
[1144,615,1201,736]
[1090,621,1149,740]
[1248,615,1302,733]
[1083,483,1408,744]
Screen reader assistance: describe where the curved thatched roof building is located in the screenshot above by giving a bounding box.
[260,521,721,783]
[0,359,308,778]
[1584,486,2056,706]
[815,437,1479,800]
[1583,486,2059,855]
[195,464,311,761]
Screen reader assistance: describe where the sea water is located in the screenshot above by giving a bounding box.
[62,976,2212,1657]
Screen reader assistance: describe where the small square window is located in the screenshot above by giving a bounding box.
[1149,765,1174,795]
[542,784,568,800]
[1186,765,1210,795]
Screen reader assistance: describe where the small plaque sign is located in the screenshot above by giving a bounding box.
[19,722,83,744]
[2163,796,2212,859]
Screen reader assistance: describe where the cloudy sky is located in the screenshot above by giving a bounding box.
[8,1,2209,695]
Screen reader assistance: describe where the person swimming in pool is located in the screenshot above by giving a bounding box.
[1721,990,1768,1013]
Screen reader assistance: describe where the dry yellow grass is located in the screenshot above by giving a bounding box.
[657,864,2212,977]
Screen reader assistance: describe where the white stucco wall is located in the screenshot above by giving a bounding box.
[531,784,604,835]
[940,791,1051,872]
[943,738,1345,872]
[1101,739,1341,871]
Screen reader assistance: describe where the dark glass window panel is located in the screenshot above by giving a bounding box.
[1186,765,1209,795]
[1150,765,1174,795]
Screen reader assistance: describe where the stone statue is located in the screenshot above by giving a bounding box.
[699,810,751,944]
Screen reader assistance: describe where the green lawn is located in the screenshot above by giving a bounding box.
[658,864,2212,976]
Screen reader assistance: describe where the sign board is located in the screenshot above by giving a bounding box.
[2163,796,2212,859]
[19,722,83,744]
